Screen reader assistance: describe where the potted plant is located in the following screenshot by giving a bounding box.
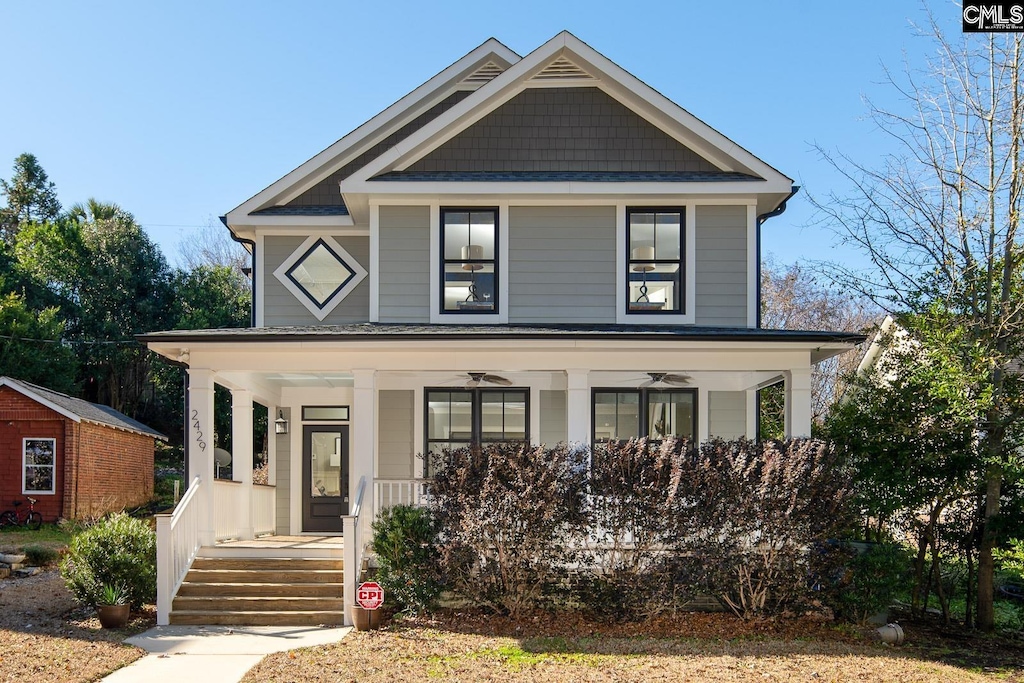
[95,583,131,629]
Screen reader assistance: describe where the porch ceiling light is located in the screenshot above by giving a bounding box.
[275,410,289,435]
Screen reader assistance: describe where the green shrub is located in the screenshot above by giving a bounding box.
[371,504,442,615]
[22,544,58,566]
[832,543,910,624]
[996,538,1024,585]
[60,512,156,606]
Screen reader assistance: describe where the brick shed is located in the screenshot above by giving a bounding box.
[0,377,164,522]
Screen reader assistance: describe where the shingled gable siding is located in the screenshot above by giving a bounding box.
[406,87,718,174]
[708,390,747,439]
[378,206,431,323]
[289,91,473,207]
[694,205,748,327]
[263,235,370,325]
[0,388,64,521]
[508,206,616,323]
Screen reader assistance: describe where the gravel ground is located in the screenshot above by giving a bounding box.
[243,610,1024,683]
[0,570,152,683]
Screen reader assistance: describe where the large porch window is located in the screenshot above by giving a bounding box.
[592,389,696,444]
[424,388,529,475]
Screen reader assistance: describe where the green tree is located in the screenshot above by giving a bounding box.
[0,154,61,242]
[0,292,76,392]
[813,21,1024,631]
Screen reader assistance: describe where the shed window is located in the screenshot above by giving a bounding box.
[23,438,56,494]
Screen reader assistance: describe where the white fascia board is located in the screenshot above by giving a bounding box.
[344,34,577,185]
[343,179,791,196]
[227,39,521,219]
[344,31,793,195]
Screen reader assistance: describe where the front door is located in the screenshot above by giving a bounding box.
[302,425,348,532]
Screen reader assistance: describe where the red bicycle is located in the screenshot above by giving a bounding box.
[0,497,43,530]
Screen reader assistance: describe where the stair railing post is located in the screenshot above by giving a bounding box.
[156,512,172,625]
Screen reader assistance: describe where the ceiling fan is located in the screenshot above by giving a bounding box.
[465,371,513,387]
[639,372,691,388]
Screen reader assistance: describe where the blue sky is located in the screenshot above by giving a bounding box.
[0,1,960,267]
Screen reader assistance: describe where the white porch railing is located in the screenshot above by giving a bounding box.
[375,478,430,510]
[156,475,202,626]
[252,484,276,536]
[213,479,245,541]
[342,475,368,628]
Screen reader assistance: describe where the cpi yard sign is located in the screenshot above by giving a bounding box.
[357,581,384,610]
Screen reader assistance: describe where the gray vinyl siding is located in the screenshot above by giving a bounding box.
[708,391,747,439]
[408,88,716,173]
[378,390,415,479]
[378,206,431,323]
[539,390,567,446]
[274,408,291,535]
[508,206,616,323]
[694,205,748,327]
[262,235,370,326]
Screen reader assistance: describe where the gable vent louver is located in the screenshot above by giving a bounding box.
[529,55,595,81]
[461,61,506,86]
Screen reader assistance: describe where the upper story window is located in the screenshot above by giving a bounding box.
[592,388,695,444]
[441,209,498,314]
[626,209,683,314]
[424,387,528,475]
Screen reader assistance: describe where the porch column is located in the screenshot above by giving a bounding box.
[784,367,813,438]
[745,389,758,439]
[565,369,590,445]
[187,368,216,546]
[232,389,254,540]
[352,369,376,532]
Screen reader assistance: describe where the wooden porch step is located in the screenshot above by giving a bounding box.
[173,596,344,611]
[169,610,345,626]
[176,582,342,598]
[170,554,347,626]
[183,569,344,584]
[191,557,342,571]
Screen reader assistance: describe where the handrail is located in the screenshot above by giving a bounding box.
[342,475,368,627]
[156,475,203,626]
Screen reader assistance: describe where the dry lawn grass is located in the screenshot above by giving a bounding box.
[244,611,1024,683]
[0,570,151,683]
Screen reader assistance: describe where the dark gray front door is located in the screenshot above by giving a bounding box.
[302,425,348,532]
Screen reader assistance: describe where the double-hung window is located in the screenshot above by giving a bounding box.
[23,438,56,494]
[424,388,529,475]
[440,209,498,314]
[626,208,684,314]
[592,389,696,444]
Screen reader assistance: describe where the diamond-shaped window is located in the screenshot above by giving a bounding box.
[286,239,355,308]
[273,236,368,321]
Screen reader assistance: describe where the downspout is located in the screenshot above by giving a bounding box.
[755,185,799,329]
[220,215,257,328]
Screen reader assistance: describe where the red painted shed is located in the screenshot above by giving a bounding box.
[0,377,164,522]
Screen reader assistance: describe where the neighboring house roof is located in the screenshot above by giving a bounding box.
[140,322,866,345]
[0,377,166,441]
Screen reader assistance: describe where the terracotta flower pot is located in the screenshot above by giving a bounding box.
[96,604,131,629]
[352,606,382,631]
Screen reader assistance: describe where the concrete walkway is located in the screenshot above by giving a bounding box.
[101,625,352,682]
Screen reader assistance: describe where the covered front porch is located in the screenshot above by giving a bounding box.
[145,325,860,626]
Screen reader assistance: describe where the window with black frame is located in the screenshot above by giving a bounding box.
[441,209,498,313]
[425,388,528,475]
[626,208,683,313]
[592,389,695,444]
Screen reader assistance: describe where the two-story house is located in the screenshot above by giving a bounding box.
[143,32,864,626]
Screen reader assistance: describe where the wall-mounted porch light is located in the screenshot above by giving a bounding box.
[275,410,289,434]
